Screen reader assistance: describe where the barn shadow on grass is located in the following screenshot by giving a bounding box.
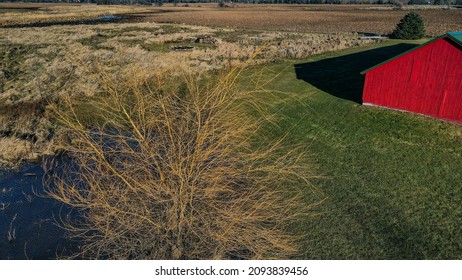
[294,43,418,103]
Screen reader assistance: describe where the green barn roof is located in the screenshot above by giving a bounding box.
[360,32,462,75]
[449,31,462,44]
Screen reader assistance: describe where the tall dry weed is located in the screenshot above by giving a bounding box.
[45,64,323,259]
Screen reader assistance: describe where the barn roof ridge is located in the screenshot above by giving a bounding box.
[360,32,462,75]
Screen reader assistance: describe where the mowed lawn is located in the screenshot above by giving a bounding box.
[246,40,462,259]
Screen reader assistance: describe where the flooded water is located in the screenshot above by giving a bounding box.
[0,162,78,259]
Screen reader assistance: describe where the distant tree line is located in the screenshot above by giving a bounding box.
[0,0,460,5]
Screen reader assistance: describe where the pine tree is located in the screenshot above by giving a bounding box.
[390,12,425,40]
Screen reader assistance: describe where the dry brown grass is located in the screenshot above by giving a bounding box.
[45,62,324,259]
[0,137,33,166]
[0,16,373,166]
[0,99,56,166]
[0,3,147,27]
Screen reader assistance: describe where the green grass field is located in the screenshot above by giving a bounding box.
[247,40,462,259]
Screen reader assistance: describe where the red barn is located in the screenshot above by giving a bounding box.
[361,32,462,123]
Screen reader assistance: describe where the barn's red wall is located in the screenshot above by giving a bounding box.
[363,37,462,123]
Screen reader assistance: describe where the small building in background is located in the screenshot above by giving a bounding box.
[361,32,462,124]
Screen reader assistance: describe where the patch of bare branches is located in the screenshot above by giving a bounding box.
[46,63,324,259]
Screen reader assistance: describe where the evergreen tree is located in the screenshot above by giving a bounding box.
[390,12,425,39]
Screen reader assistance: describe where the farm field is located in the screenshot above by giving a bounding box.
[126,4,462,36]
[0,3,461,260]
[0,3,461,36]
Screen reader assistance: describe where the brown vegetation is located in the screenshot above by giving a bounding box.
[0,3,460,36]
[0,102,55,167]
[135,4,461,37]
[0,3,147,27]
[0,19,372,166]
